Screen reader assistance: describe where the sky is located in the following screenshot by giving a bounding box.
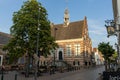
[0,0,117,48]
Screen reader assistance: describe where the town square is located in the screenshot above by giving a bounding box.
[0,0,120,80]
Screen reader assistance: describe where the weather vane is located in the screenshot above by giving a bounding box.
[66,0,68,8]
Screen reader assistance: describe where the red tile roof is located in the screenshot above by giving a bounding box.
[51,20,84,40]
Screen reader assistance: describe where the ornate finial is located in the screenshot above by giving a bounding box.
[63,0,69,27]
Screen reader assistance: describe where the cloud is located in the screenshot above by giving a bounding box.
[89,30,104,35]
[88,19,117,48]
[88,19,106,35]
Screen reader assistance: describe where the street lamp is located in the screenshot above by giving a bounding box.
[105,19,120,68]
[24,28,29,77]
[53,27,57,73]
[34,7,40,80]
[105,20,116,37]
[115,43,119,65]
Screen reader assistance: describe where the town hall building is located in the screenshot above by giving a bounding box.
[51,8,93,67]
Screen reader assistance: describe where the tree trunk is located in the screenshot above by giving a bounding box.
[105,60,107,71]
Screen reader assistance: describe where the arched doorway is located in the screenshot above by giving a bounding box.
[59,51,63,60]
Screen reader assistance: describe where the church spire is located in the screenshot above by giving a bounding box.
[63,0,70,27]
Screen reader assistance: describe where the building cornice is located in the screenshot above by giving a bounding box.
[56,38,83,43]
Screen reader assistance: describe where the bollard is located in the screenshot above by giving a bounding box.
[15,74,17,80]
[1,67,4,80]
[50,69,52,75]
[1,75,3,80]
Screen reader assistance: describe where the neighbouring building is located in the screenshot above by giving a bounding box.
[51,8,93,67]
[93,48,104,65]
[0,32,11,66]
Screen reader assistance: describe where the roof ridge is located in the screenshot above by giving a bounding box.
[54,20,84,26]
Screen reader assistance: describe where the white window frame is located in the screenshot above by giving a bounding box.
[74,44,81,56]
[66,45,72,56]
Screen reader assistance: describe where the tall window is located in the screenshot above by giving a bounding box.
[66,45,71,56]
[74,44,81,56]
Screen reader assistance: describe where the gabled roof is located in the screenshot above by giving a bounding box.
[51,20,84,40]
[0,32,11,45]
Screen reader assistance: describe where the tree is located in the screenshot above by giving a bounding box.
[3,0,57,64]
[98,42,115,71]
[109,51,118,65]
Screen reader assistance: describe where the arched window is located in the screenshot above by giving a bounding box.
[59,51,63,60]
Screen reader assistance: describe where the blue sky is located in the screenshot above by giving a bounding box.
[0,0,117,48]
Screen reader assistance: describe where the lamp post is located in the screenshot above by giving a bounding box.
[115,43,119,56]
[105,19,120,68]
[34,7,40,80]
[115,43,119,68]
[53,27,57,73]
[24,27,29,77]
[105,20,116,37]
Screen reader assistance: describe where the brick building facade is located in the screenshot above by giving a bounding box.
[51,9,92,67]
[0,32,11,66]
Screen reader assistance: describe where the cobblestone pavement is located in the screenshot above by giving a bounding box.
[0,66,104,80]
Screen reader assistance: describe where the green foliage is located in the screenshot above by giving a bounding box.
[98,42,115,71]
[112,51,118,59]
[98,42,115,61]
[3,0,57,64]
[109,51,118,62]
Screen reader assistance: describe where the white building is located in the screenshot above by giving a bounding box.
[93,48,104,65]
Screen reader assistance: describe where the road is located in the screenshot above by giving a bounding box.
[0,66,104,80]
[55,66,104,80]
